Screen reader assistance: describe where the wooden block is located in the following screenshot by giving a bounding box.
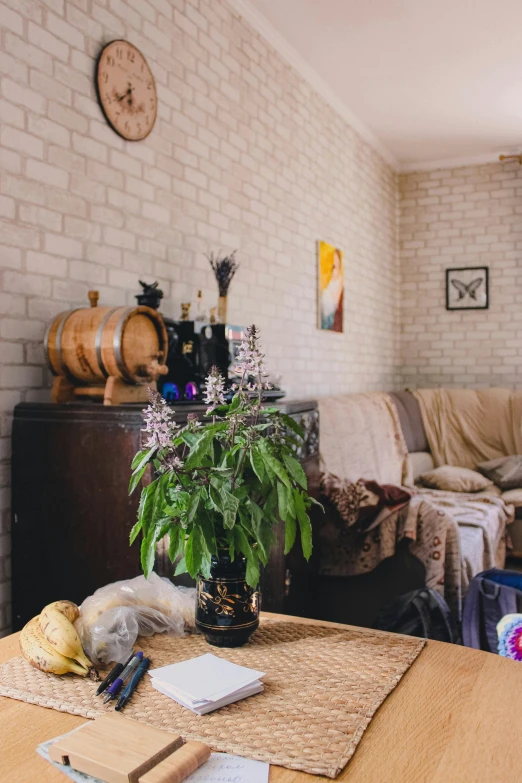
[138,742,211,783]
[48,714,183,783]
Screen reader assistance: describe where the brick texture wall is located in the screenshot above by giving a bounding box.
[0,0,400,633]
[400,160,522,388]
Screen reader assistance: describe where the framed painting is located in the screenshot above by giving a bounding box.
[318,241,344,332]
[446,266,489,311]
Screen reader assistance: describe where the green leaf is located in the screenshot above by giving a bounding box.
[129,517,142,545]
[246,552,260,588]
[208,485,222,514]
[128,464,147,495]
[294,490,313,560]
[131,445,156,471]
[168,525,183,562]
[258,441,291,488]
[138,479,159,537]
[233,525,253,560]
[187,489,202,523]
[185,528,205,579]
[277,481,290,521]
[279,413,304,439]
[140,525,159,578]
[174,556,187,576]
[255,517,274,565]
[220,487,239,529]
[225,529,235,561]
[307,496,325,512]
[185,430,214,469]
[199,512,217,556]
[228,393,241,413]
[249,447,265,483]
[284,515,297,555]
[282,453,308,489]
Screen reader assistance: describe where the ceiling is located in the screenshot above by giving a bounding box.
[241,0,522,170]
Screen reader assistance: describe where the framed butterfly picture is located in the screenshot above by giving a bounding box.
[446,266,489,311]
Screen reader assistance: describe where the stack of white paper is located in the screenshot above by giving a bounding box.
[148,653,265,715]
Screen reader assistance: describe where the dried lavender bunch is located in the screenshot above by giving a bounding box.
[129,325,319,588]
[208,250,239,296]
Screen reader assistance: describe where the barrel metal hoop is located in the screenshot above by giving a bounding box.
[95,307,119,379]
[113,307,136,383]
[54,310,80,382]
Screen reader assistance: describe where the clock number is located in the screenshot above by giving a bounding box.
[116,47,123,59]
[102,71,108,84]
[137,123,142,134]
[145,115,149,126]
[127,50,135,63]
[147,80,153,90]
[150,98,155,109]
[125,121,130,133]
[104,93,112,104]
[106,55,114,67]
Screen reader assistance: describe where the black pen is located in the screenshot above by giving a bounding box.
[96,652,135,697]
[115,657,151,712]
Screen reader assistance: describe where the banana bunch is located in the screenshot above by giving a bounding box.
[20,600,92,676]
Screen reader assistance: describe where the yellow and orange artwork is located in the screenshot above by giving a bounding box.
[318,241,344,332]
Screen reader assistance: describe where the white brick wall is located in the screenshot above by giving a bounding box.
[0,0,400,633]
[400,161,522,388]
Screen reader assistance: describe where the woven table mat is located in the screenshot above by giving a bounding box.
[0,620,425,778]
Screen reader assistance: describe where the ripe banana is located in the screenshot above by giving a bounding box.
[20,616,88,676]
[39,601,92,671]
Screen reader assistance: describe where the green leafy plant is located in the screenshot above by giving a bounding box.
[129,325,321,587]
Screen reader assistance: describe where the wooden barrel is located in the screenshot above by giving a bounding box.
[45,293,168,385]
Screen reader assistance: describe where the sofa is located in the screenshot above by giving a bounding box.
[286,388,519,630]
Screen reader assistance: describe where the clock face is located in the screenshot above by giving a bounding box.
[96,40,157,141]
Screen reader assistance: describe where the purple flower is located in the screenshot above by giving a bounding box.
[234,324,267,379]
[142,388,179,450]
[204,365,226,415]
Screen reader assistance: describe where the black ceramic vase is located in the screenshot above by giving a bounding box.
[196,551,260,647]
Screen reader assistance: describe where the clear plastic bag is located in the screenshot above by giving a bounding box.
[75,572,196,665]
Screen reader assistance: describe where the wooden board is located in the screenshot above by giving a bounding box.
[48,713,182,783]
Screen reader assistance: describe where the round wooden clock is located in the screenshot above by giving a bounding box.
[96,40,157,141]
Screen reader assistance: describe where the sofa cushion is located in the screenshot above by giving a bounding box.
[477,455,522,490]
[409,452,435,481]
[389,390,429,453]
[418,465,493,493]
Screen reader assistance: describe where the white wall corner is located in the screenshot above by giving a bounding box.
[225,0,399,171]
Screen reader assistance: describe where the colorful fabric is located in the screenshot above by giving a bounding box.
[497,613,522,660]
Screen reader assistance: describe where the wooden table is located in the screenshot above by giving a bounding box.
[1,613,521,782]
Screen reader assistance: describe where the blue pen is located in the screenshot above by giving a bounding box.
[115,657,151,712]
[102,652,143,704]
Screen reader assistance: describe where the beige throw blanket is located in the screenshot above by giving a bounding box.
[414,388,522,469]
[318,392,412,486]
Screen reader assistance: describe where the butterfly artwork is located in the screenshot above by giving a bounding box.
[446,266,489,310]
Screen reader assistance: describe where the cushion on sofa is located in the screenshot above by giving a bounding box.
[477,455,522,490]
[409,452,435,481]
[418,465,493,493]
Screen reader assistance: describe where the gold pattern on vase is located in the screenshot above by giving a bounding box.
[197,581,259,617]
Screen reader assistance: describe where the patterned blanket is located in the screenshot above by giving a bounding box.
[318,484,513,618]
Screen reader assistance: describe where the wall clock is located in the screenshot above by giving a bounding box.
[96,40,157,141]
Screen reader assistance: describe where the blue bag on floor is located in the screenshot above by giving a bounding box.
[462,569,522,653]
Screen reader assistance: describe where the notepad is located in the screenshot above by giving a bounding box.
[149,653,265,715]
[184,753,269,783]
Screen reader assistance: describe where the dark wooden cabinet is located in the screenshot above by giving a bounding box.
[11,400,318,630]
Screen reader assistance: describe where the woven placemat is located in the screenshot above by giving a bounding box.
[0,620,425,778]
